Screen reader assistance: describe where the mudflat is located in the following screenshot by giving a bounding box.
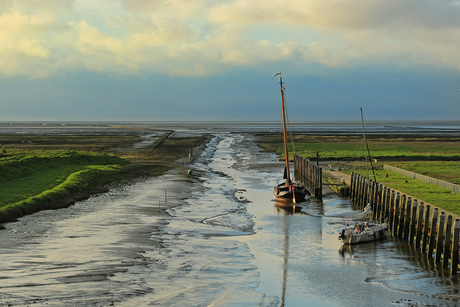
[0,132,209,223]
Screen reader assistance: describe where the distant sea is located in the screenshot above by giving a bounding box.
[0,120,459,136]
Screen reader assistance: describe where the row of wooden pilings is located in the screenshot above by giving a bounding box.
[350,171,460,276]
[294,154,322,199]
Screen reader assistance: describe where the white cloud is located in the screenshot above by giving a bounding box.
[0,0,459,78]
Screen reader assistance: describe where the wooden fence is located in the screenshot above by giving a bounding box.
[350,171,460,275]
[294,154,322,199]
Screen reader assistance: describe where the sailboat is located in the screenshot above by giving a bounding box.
[338,204,388,244]
[272,73,308,203]
[338,108,387,244]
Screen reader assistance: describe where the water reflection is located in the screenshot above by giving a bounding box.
[273,202,305,215]
[338,236,460,299]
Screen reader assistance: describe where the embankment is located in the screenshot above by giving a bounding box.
[0,133,209,224]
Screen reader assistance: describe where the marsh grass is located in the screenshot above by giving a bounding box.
[0,134,208,223]
[387,161,460,185]
[257,133,460,216]
[257,134,460,161]
[343,168,460,216]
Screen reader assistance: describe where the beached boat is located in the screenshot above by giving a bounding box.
[272,73,308,203]
[338,221,388,244]
[338,111,387,245]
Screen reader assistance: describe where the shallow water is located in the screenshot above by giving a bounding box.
[0,131,459,306]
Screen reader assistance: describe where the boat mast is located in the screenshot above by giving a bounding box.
[360,108,369,180]
[279,73,290,185]
[360,108,377,182]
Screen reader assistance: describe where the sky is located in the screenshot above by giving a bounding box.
[1,0,460,121]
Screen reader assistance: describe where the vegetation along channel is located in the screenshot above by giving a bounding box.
[1,121,460,306]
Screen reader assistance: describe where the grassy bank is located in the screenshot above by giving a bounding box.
[343,168,460,216]
[257,134,460,161]
[0,151,128,223]
[256,133,460,215]
[0,133,208,223]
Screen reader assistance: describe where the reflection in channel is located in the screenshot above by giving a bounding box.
[273,203,307,306]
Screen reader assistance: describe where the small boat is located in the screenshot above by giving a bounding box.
[338,221,388,244]
[272,73,308,203]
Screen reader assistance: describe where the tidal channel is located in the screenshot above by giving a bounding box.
[0,133,459,306]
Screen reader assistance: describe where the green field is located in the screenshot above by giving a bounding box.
[0,134,207,223]
[343,168,460,216]
[257,134,460,161]
[257,134,460,216]
[386,161,460,185]
[0,150,128,223]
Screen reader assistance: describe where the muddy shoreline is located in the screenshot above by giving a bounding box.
[1,130,458,306]
[2,126,459,225]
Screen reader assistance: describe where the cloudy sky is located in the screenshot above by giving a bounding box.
[1,0,459,121]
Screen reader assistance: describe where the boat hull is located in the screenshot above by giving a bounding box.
[273,183,308,202]
[339,222,388,245]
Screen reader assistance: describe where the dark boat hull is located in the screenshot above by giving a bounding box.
[273,183,308,202]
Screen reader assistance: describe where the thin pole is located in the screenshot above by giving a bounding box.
[360,108,369,181]
[280,75,290,185]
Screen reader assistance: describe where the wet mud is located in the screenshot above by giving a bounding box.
[0,132,459,306]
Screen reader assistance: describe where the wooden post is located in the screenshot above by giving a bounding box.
[428,208,439,258]
[443,215,453,269]
[403,197,412,240]
[385,188,391,221]
[348,172,355,202]
[416,203,424,249]
[409,199,417,244]
[452,219,460,275]
[378,184,384,221]
[422,205,430,252]
[360,175,366,209]
[353,174,360,206]
[370,181,376,220]
[398,195,406,239]
[393,192,400,237]
[355,175,361,208]
[388,190,395,232]
[435,212,445,264]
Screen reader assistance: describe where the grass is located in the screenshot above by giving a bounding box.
[343,168,460,216]
[257,134,460,161]
[0,151,129,223]
[386,161,460,185]
[256,133,460,216]
[0,151,126,206]
[0,133,209,223]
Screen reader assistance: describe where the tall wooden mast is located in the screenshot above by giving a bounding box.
[278,73,290,186]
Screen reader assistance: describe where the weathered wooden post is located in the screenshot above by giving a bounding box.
[359,176,366,209]
[388,190,395,232]
[353,174,361,206]
[385,187,391,221]
[403,197,412,240]
[398,195,406,239]
[435,212,445,264]
[422,205,430,252]
[354,173,360,205]
[370,181,376,220]
[452,219,460,275]
[416,203,424,248]
[377,183,384,222]
[350,172,355,200]
[443,215,453,269]
[428,208,439,258]
[409,199,418,244]
[393,192,401,237]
